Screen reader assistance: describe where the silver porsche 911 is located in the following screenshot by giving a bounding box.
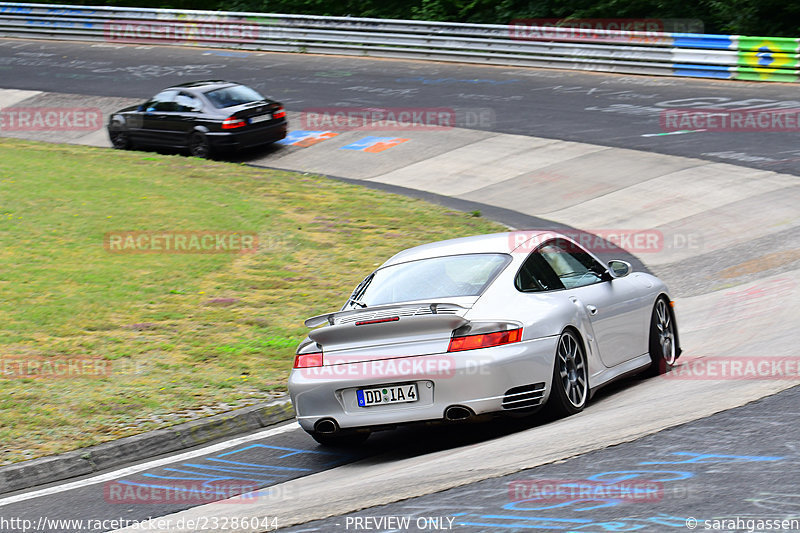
[288,231,680,445]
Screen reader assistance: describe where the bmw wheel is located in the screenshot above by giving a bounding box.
[189,132,211,159]
[110,130,132,150]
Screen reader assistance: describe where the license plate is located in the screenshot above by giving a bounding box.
[357,384,418,407]
[250,114,272,124]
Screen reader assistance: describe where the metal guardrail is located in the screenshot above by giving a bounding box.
[0,2,798,81]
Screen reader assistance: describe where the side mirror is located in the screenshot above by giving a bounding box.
[607,260,632,279]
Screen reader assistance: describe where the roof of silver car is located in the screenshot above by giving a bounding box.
[382,230,554,267]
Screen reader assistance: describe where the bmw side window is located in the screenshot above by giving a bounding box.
[515,252,564,292]
[538,240,604,289]
[176,93,201,112]
[147,90,178,112]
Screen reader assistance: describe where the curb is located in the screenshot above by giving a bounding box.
[0,398,295,495]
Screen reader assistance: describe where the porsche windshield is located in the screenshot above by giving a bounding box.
[348,253,510,308]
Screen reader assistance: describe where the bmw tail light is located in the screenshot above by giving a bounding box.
[222,116,246,129]
[448,328,522,352]
[273,107,286,119]
[294,352,323,368]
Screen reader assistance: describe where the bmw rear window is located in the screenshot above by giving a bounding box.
[204,85,265,108]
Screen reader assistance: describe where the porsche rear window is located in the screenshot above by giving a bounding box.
[348,253,510,308]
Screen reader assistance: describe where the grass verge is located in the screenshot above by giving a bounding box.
[0,138,505,463]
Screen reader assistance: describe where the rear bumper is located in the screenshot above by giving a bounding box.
[207,120,287,150]
[288,335,558,433]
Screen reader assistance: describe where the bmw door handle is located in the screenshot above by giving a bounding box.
[586,305,598,316]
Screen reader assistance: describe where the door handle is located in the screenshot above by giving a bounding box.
[586,305,598,316]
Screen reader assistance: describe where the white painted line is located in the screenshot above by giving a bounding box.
[641,129,706,137]
[0,420,299,507]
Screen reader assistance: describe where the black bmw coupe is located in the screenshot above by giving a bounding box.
[107,80,287,158]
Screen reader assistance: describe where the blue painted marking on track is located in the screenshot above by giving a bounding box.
[340,136,407,152]
[585,470,693,483]
[639,452,783,465]
[114,443,354,496]
[505,499,618,512]
[276,130,337,146]
[456,521,572,529]
[340,136,389,151]
[114,479,237,495]
[204,458,311,470]
[147,468,275,482]
[217,443,348,461]
[395,77,520,85]
[141,470,225,480]
[467,514,593,528]
[148,465,286,479]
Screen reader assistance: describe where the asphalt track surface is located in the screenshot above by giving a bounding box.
[287,383,800,533]
[2,38,800,175]
[1,37,800,533]
[0,388,628,532]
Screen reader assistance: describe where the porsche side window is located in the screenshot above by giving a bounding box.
[515,252,564,292]
[538,240,604,289]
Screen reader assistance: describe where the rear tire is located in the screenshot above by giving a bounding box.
[189,132,211,158]
[646,297,677,376]
[546,329,588,417]
[309,430,370,447]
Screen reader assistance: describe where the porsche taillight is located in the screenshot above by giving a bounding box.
[273,107,286,119]
[447,328,522,352]
[294,351,323,368]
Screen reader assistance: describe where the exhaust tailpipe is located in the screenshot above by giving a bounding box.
[444,405,473,421]
[314,418,339,434]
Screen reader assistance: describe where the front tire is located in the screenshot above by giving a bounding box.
[646,297,677,375]
[547,329,588,417]
[109,129,132,150]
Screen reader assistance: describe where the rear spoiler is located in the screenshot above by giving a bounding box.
[304,302,467,328]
